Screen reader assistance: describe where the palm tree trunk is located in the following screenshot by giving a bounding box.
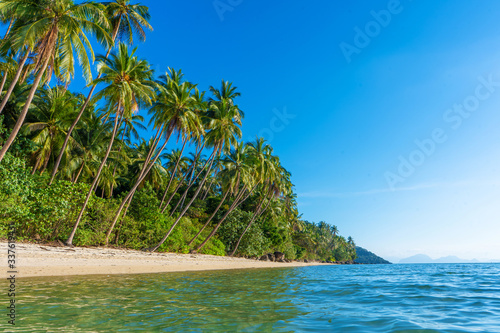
[0,51,30,115]
[2,18,14,40]
[113,194,133,244]
[161,168,188,214]
[194,187,246,252]
[187,188,230,247]
[151,146,219,252]
[0,71,8,95]
[168,144,209,216]
[50,76,103,185]
[49,22,121,185]
[73,162,85,183]
[159,137,188,209]
[107,126,164,229]
[0,52,50,162]
[40,148,51,174]
[162,142,205,214]
[201,174,217,200]
[170,186,188,216]
[31,156,41,175]
[65,103,122,246]
[229,196,271,257]
[110,127,127,194]
[104,128,173,245]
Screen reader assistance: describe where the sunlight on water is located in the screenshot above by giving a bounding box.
[9,264,500,332]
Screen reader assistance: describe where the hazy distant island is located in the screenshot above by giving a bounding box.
[397,254,486,264]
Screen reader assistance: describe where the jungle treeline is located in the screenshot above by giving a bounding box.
[0,0,356,261]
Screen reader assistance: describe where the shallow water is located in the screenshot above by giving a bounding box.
[7,264,500,332]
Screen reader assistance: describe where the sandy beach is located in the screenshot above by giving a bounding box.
[1,242,323,278]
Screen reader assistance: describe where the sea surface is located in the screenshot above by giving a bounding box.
[7,264,500,332]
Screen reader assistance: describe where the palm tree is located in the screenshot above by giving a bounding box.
[0,0,110,163]
[0,4,16,40]
[70,111,113,183]
[188,141,253,248]
[0,54,17,95]
[107,112,145,195]
[159,148,189,208]
[22,86,79,174]
[347,236,356,259]
[128,138,167,191]
[161,149,202,214]
[97,164,119,198]
[228,139,277,256]
[150,81,243,252]
[50,0,152,184]
[0,50,31,115]
[0,1,29,114]
[104,68,201,245]
[329,225,339,250]
[66,43,156,246]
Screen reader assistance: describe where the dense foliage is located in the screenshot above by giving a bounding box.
[0,0,356,262]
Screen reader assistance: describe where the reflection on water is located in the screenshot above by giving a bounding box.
[11,264,500,332]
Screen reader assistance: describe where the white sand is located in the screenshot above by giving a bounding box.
[1,242,323,278]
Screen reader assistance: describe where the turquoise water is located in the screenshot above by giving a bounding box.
[7,264,500,332]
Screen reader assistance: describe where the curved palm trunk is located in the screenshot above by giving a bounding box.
[49,22,121,185]
[151,146,219,252]
[0,71,8,95]
[2,18,14,40]
[168,145,210,216]
[0,51,30,115]
[187,188,230,247]
[40,147,51,174]
[108,126,164,228]
[73,161,85,183]
[161,169,188,214]
[172,147,205,211]
[159,138,187,209]
[229,196,271,257]
[161,141,207,214]
[109,127,127,195]
[0,52,50,162]
[31,155,41,175]
[201,173,218,200]
[194,187,246,252]
[104,128,172,245]
[170,186,188,216]
[65,104,122,246]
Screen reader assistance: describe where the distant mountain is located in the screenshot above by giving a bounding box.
[355,247,391,264]
[399,254,480,264]
[399,254,434,263]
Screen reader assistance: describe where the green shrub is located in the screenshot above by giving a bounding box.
[217,209,271,257]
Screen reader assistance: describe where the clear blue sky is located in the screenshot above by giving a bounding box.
[67,0,500,260]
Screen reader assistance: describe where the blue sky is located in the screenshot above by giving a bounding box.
[66,0,500,260]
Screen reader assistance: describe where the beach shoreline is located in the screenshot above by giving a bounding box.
[1,241,324,278]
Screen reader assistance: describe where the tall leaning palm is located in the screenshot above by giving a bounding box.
[150,82,243,252]
[104,69,202,245]
[0,0,110,163]
[66,43,156,246]
[188,141,253,248]
[50,0,152,184]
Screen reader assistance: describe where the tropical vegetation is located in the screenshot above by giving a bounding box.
[0,0,356,262]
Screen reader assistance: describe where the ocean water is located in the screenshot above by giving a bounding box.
[7,264,500,332]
